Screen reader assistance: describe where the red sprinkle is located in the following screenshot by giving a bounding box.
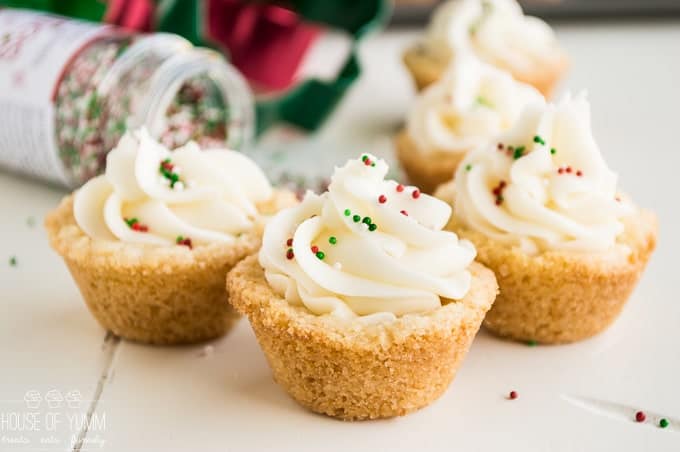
[363,158,372,166]
[286,249,294,260]
[566,166,572,173]
[179,238,192,249]
[378,194,387,204]
[497,143,504,150]
[311,246,319,254]
[509,391,518,400]
[161,161,174,171]
[286,238,293,247]
[576,170,583,177]
[558,167,565,174]
[500,181,507,188]
[412,189,421,199]
[396,184,404,193]
[635,411,646,422]
[400,210,408,216]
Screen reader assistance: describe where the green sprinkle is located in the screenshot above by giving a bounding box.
[368,224,377,232]
[475,96,494,108]
[371,162,376,167]
[465,164,472,172]
[328,236,337,245]
[9,256,17,267]
[316,251,325,260]
[361,155,368,162]
[26,216,35,227]
[513,146,525,160]
[163,158,171,163]
[352,215,361,223]
[533,135,545,145]
[362,216,372,225]
[176,236,184,243]
[527,340,538,347]
[660,419,669,428]
[344,209,351,216]
[550,147,557,155]
[125,218,138,227]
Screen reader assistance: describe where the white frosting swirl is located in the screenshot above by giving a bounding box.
[259,154,476,322]
[74,128,272,246]
[426,0,562,74]
[408,54,544,154]
[453,93,635,254]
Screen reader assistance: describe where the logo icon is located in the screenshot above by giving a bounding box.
[23,390,42,410]
[45,389,64,409]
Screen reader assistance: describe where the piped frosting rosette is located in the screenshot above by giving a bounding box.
[259,154,477,322]
[426,0,562,73]
[408,54,544,154]
[74,128,272,247]
[454,93,635,254]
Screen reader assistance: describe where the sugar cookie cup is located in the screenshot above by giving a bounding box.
[394,130,465,194]
[228,153,498,419]
[45,128,296,345]
[404,45,567,98]
[228,255,496,420]
[46,192,294,344]
[435,94,657,344]
[437,181,656,344]
[404,0,568,97]
[396,55,543,194]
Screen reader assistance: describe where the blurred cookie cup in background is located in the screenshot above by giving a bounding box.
[396,53,543,193]
[404,0,567,96]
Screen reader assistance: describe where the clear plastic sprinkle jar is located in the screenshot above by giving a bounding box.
[0,9,254,188]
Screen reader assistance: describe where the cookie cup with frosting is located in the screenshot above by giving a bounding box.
[46,129,296,345]
[435,95,656,344]
[227,154,497,420]
[403,0,567,96]
[396,55,543,193]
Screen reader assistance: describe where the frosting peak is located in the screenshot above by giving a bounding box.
[74,128,272,246]
[426,0,562,74]
[259,154,476,321]
[407,54,544,154]
[453,93,635,254]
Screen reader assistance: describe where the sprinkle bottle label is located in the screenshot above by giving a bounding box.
[0,9,113,186]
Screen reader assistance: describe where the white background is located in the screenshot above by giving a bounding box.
[1,22,679,451]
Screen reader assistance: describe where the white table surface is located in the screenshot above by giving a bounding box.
[2,21,680,452]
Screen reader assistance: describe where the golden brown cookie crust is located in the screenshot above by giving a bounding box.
[45,190,297,345]
[227,255,498,420]
[403,44,568,98]
[435,181,658,344]
[394,129,465,194]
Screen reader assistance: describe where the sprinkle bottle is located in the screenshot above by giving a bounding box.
[0,9,254,188]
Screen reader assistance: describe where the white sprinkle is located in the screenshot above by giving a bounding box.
[361,223,369,231]
[200,345,214,357]
[333,262,342,270]
[160,176,170,186]
[173,181,185,191]
[173,166,182,175]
